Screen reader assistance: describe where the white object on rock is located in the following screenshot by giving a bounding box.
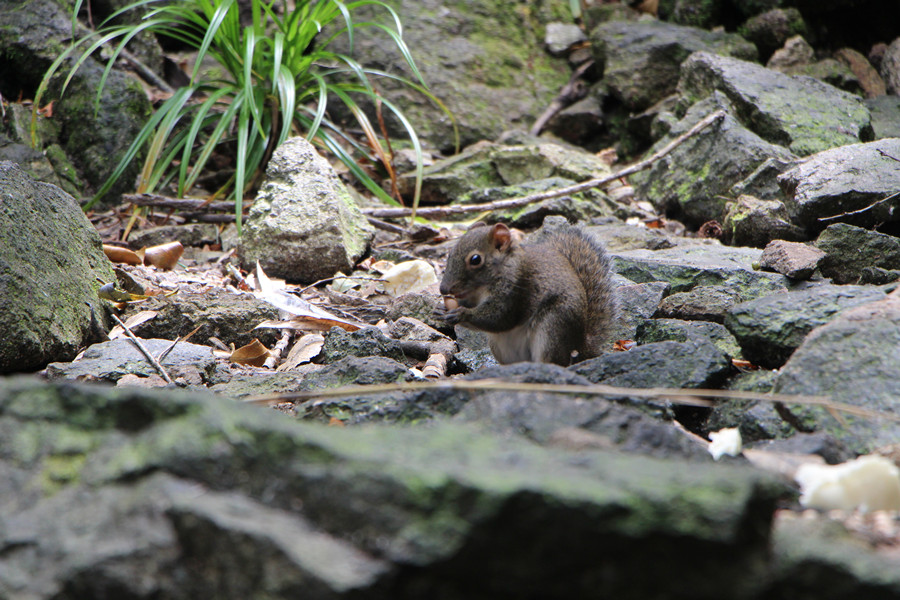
[708,428,742,460]
[795,455,900,512]
[380,260,438,297]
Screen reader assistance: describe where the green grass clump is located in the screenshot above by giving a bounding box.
[38,0,442,230]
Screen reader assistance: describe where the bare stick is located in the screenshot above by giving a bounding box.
[112,314,175,385]
[530,60,593,136]
[362,110,727,220]
[123,193,237,213]
[818,190,900,222]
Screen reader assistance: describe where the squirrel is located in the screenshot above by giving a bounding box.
[438,220,618,365]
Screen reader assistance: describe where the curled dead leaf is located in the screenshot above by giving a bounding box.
[103,244,142,265]
[230,339,271,367]
[143,241,184,270]
[614,339,636,351]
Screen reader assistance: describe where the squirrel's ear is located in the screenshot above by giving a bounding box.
[490,223,513,250]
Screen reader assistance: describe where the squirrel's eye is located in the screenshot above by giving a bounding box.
[468,253,482,267]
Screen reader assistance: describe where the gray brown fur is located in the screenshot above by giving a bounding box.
[438,222,617,365]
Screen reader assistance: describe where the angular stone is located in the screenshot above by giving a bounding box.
[774,292,900,453]
[637,318,742,358]
[655,285,743,323]
[815,222,900,284]
[723,194,807,248]
[612,244,789,299]
[725,284,887,368]
[759,240,825,279]
[679,51,872,156]
[239,137,374,282]
[880,37,900,95]
[0,162,114,373]
[779,139,900,233]
[590,20,756,111]
[633,94,796,226]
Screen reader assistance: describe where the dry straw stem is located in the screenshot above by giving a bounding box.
[362,109,727,220]
[112,313,174,384]
[244,378,896,423]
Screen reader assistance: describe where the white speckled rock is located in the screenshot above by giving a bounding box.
[238,137,374,282]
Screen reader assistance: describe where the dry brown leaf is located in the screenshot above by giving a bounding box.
[278,333,325,371]
[258,290,365,332]
[230,339,271,367]
[103,244,142,265]
[143,241,184,270]
[614,339,636,351]
[328,417,346,427]
[732,358,759,372]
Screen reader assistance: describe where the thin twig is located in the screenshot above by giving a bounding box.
[123,193,236,213]
[240,378,894,425]
[530,60,594,136]
[112,314,175,384]
[818,190,900,222]
[157,325,201,363]
[362,110,727,220]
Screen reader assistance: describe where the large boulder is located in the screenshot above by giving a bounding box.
[0,376,787,599]
[679,51,873,156]
[590,19,757,112]
[778,138,900,234]
[328,0,572,152]
[0,0,151,201]
[0,162,114,373]
[238,137,374,283]
[774,291,900,454]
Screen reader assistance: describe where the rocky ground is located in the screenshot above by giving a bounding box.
[2,0,900,597]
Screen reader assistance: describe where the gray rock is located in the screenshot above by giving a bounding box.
[767,509,900,597]
[774,293,900,453]
[121,289,282,348]
[706,369,795,442]
[679,51,872,156]
[739,8,807,58]
[385,293,444,330]
[44,338,219,383]
[765,34,814,70]
[779,139,900,234]
[327,1,571,151]
[590,20,756,112]
[571,339,732,390]
[726,284,887,368]
[728,157,800,204]
[748,432,853,465]
[0,376,788,599]
[636,318,742,358]
[127,224,221,249]
[0,134,64,190]
[655,285,743,323]
[880,37,900,95]
[456,177,617,229]
[633,93,797,225]
[0,0,151,201]
[239,137,374,282]
[759,240,825,279]
[612,244,789,299]
[723,194,807,248]
[545,95,605,146]
[399,142,613,207]
[545,22,586,55]
[320,326,406,364]
[0,163,114,373]
[613,280,671,341]
[865,95,900,139]
[585,223,677,252]
[815,223,900,284]
[452,327,498,372]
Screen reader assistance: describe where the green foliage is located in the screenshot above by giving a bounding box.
[37,0,440,231]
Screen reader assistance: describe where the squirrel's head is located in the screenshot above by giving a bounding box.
[439,222,516,305]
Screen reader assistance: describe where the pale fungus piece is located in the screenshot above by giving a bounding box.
[708,427,742,460]
[380,260,438,297]
[795,455,900,512]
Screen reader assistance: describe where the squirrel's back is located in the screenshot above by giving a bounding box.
[538,226,618,355]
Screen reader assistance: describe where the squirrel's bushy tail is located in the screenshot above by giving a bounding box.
[556,228,618,354]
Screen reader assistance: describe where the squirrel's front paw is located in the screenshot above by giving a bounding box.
[435,297,464,326]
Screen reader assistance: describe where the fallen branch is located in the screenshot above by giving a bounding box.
[362,110,727,220]
[112,314,174,385]
[818,190,900,222]
[242,377,895,424]
[530,60,593,136]
[123,192,237,213]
